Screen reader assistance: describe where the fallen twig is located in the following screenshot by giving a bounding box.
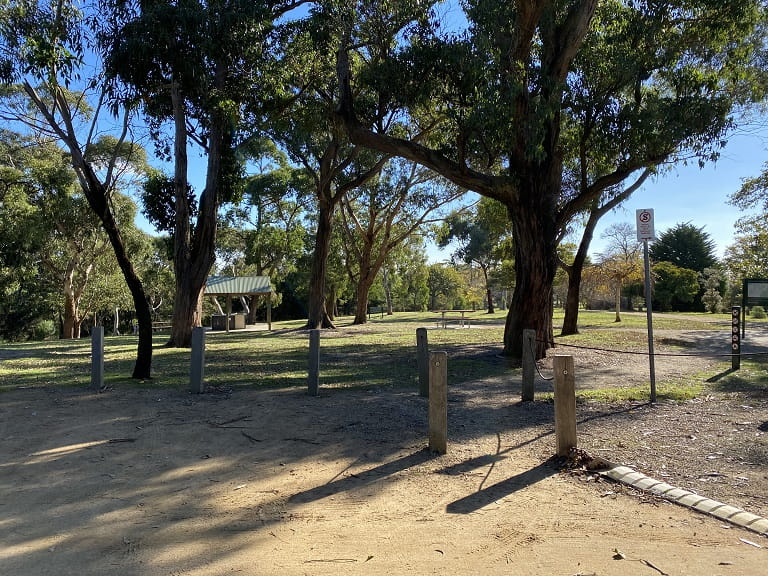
[241,431,262,443]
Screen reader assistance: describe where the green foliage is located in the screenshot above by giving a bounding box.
[751,305,766,319]
[427,263,465,310]
[437,196,513,269]
[725,216,768,280]
[388,239,429,312]
[650,222,718,273]
[30,318,56,341]
[335,0,768,356]
[699,267,725,313]
[652,261,700,312]
[141,170,197,234]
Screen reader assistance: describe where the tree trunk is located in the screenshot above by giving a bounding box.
[307,192,336,329]
[503,186,558,361]
[62,277,77,340]
[352,251,376,324]
[614,283,622,322]
[30,85,154,378]
[383,268,393,315]
[482,266,495,314]
[166,80,222,348]
[325,286,337,322]
[247,295,259,324]
[486,286,495,314]
[561,241,592,336]
[353,273,376,324]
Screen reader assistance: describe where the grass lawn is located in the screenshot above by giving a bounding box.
[0,309,762,400]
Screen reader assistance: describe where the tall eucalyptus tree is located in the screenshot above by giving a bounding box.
[340,159,464,324]
[335,0,767,358]
[0,1,155,376]
[102,0,309,346]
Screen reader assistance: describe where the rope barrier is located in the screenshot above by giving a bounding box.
[529,338,554,381]
[536,338,768,359]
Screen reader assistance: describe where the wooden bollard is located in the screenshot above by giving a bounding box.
[308,329,320,396]
[428,351,448,454]
[416,328,429,397]
[553,355,577,457]
[91,326,104,390]
[190,326,206,394]
[521,329,535,401]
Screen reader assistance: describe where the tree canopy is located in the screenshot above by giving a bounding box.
[335,0,768,358]
[650,222,718,273]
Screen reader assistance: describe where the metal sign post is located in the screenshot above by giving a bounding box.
[637,209,657,403]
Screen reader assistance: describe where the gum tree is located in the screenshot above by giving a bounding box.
[335,0,767,358]
[0,1,155,376]
[102,0,309,346]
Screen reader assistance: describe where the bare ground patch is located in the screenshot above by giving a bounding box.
[0,324,766,575]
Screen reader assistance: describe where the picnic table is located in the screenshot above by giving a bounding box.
[435,309,474,329]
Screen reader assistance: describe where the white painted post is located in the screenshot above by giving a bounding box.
[554,355,577,457]
[91,326,104,390]
[190,327,206,394]
[428,351,448,454]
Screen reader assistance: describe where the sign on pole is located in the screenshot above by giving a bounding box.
[636,209,655,242]
[637,208,657,402]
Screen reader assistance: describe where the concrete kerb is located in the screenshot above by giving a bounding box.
[600,463,768,537]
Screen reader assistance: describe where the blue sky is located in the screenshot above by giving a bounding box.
[429,125,768,264]
[586,128,768,259]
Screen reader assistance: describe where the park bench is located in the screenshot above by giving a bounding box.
[368,305,385,319]
[151,321,173,332]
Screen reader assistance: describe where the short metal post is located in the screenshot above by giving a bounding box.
[522,329,535,401]
[190,327,206,394]
[416,328,429,397]
[428,351,448,454]
[308,329,320,396]
[91,326,104,390]
[554,355,577,457]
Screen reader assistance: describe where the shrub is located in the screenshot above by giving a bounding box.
[751,306,766,319]
[30,319,56,341]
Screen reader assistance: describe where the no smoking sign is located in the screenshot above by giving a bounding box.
[636,209,655,242]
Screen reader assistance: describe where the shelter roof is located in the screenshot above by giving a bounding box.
[205,276,273,296]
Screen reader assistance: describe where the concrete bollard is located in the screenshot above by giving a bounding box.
[522,329,535,401]
[91,326,104,390]
[553,355,577,457]
[416,328,429,397]
[190,326,206,394]
[308,329,320,396]
[428,351,448,454]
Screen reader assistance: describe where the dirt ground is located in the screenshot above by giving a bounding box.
[1,321,767,575]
